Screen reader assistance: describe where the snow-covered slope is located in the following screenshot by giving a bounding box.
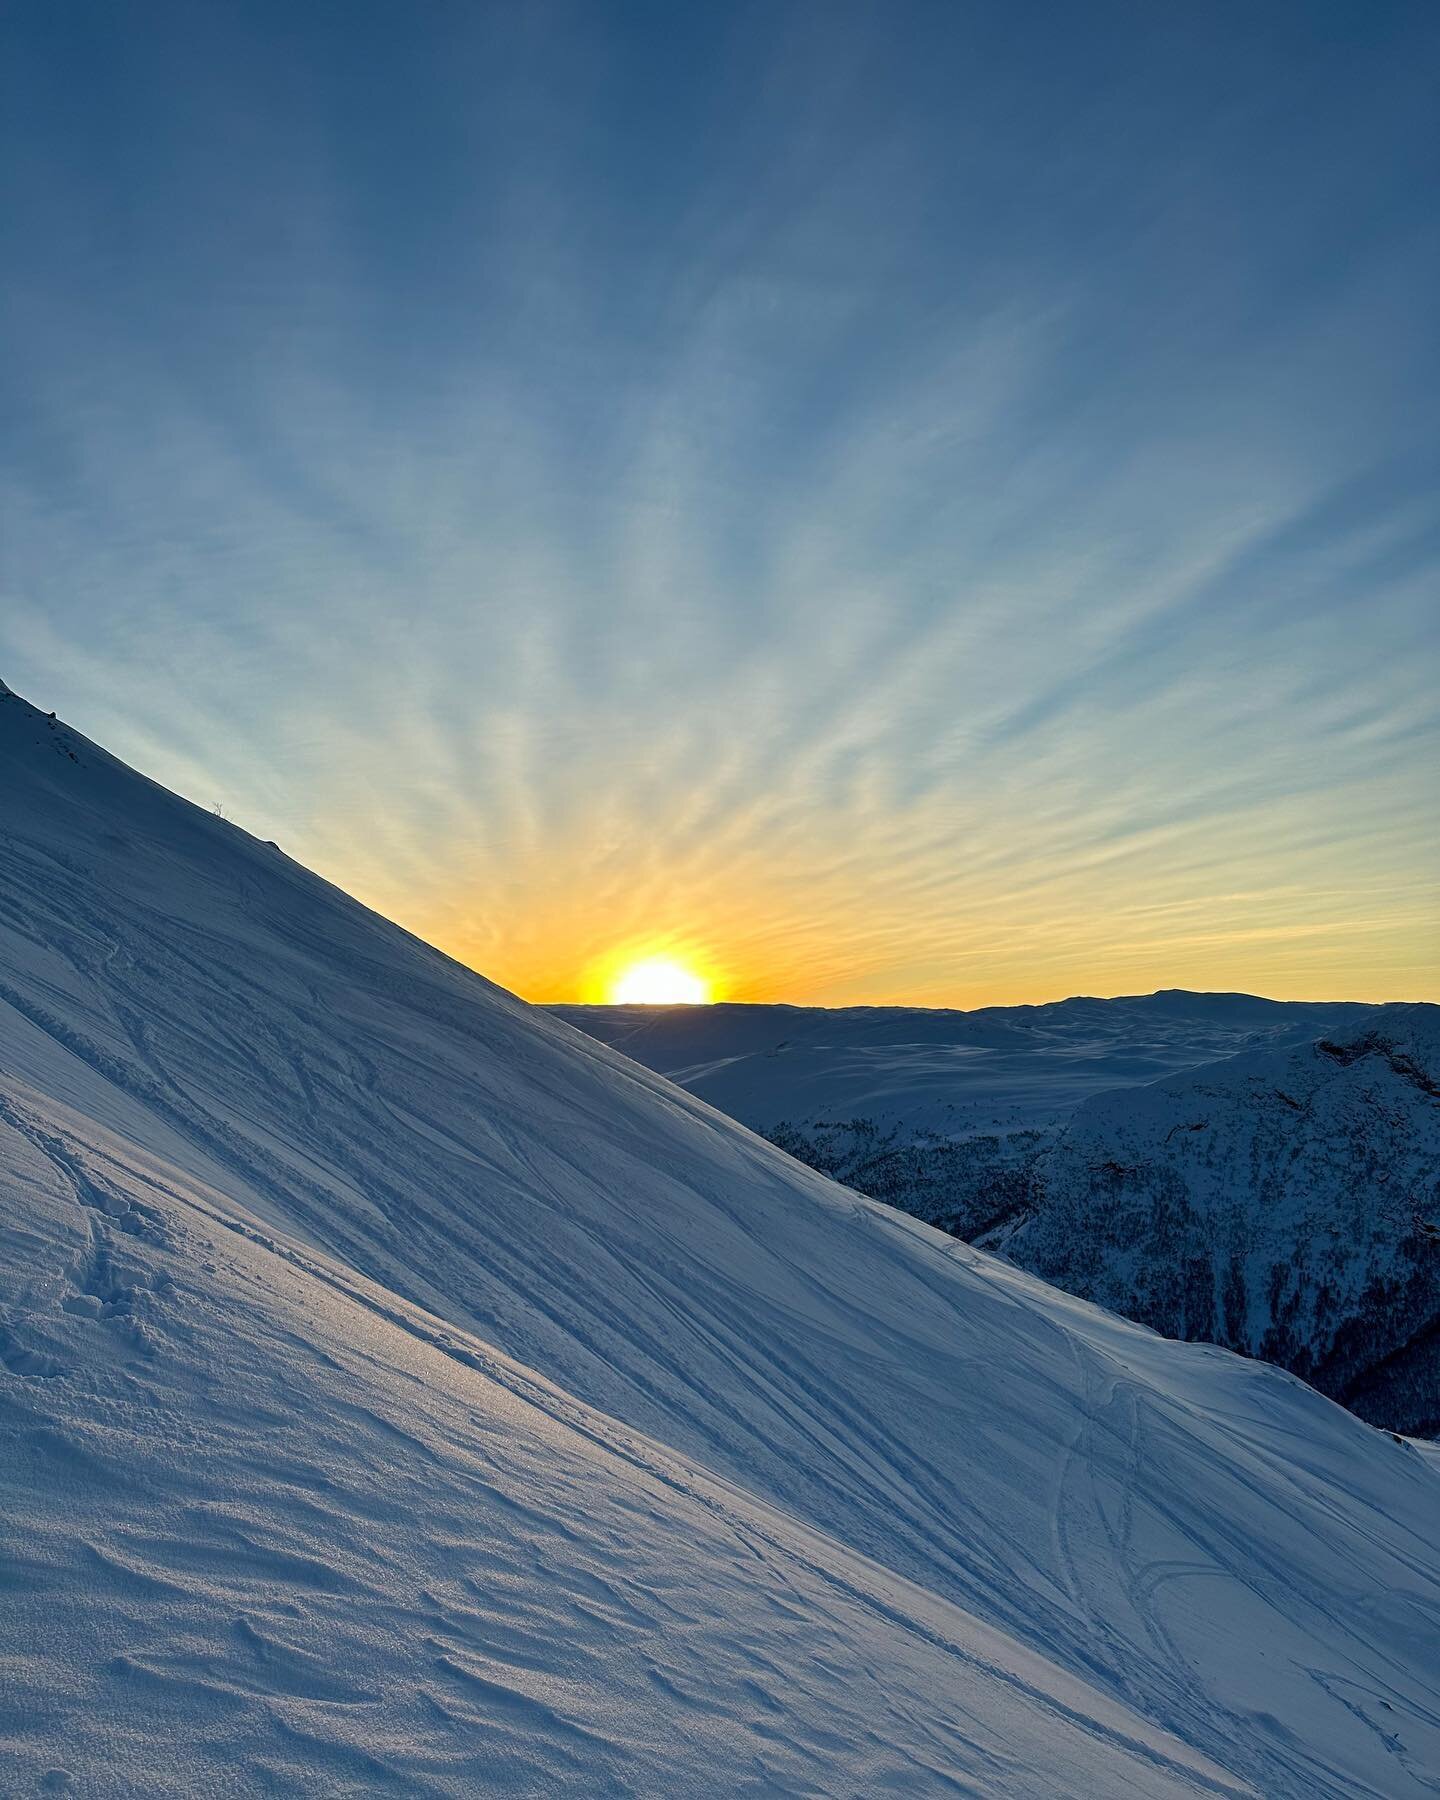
[3,686,1439,1797]
[557,998,1439,1435]
[6,1083,1228,1800]
[999,1013,1440,1436]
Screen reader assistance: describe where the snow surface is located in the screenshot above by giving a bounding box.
[550,995,1372,1137]
[3,688,1439,1797]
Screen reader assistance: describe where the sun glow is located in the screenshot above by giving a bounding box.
[609,957,712,1006]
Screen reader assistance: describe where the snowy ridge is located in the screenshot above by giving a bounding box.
[2,687,1439,1796]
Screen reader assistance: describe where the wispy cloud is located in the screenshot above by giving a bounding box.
[3,2,1437,1003]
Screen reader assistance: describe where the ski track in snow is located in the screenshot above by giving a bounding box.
[1,689,1439,1796]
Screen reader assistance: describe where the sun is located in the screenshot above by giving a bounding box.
[609,956,711,1005]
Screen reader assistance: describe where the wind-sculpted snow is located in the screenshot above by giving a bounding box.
[2,688,1439,1796]
[3,1087,1234,1799]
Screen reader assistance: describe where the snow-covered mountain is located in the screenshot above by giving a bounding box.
[3,683,1440,1797]
[1002,1013,1440,1436]
[557,996,1440,1435]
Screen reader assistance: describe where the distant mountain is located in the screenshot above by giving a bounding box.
[554,994,1440,1434]
[551,992,1374,1135]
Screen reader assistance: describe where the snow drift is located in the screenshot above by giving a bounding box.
[2,686,1438,1797]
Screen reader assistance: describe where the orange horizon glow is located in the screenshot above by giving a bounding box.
[607,956,713,1005]
[109,695,1434,1018]
[397,866,1436,1014]
[574,941,726,1007]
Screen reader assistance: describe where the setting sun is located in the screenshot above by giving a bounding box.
[609,957,711,1006]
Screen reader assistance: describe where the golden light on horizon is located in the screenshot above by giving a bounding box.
[608,956,712,1006]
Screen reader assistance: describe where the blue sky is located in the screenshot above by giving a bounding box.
[3,1,1437,1003]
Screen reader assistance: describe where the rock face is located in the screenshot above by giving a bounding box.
[1001,1008,1440,1436]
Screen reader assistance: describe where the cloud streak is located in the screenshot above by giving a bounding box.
[3,2,1437,1004]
